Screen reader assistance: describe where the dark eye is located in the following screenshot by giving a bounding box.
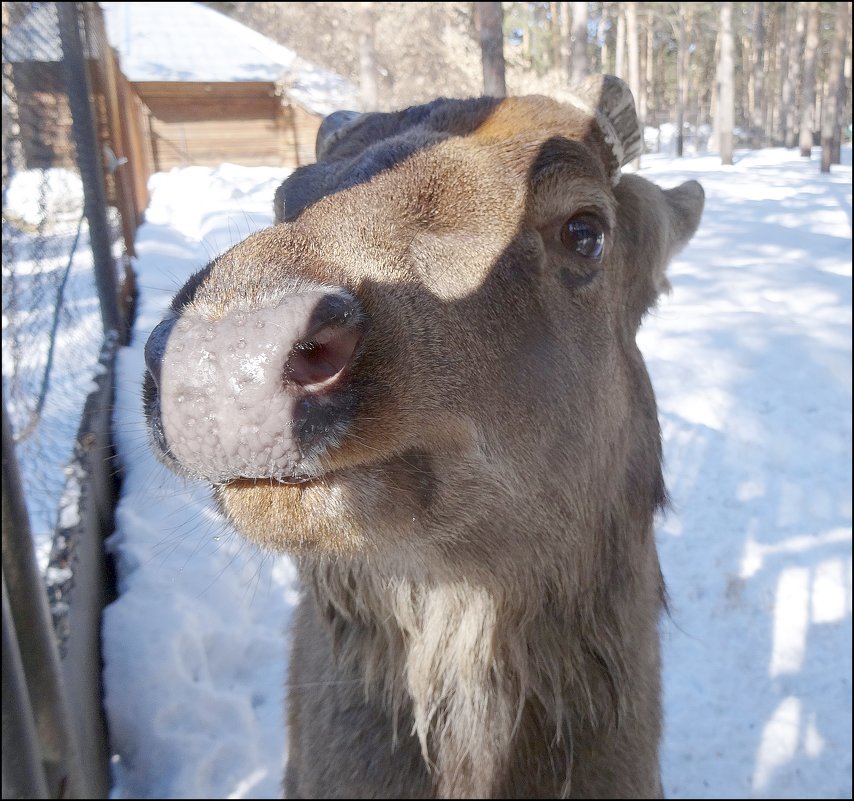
[561,214,605,259]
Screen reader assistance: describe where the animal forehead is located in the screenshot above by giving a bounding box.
[468,94,596,146]
[301,96,607,216]
[336,94,597,148]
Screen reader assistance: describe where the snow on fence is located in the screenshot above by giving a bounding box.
[2,2,141,797]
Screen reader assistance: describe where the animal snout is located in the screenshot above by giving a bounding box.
[143,315,175,389]
[144,288,364,483]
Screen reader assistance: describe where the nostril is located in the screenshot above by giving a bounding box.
[286,324,363,391]
[144,316,176,387]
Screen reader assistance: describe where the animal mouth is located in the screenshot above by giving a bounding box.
[221,450,401,491]
[225,473,330,489]
[222,463,354,489]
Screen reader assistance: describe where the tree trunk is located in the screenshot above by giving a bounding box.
[598,2,610,75]
[626,3,640,110]
[676,4,688,157]
[550,2,562,73]
[742,32,752,127]
[560,1,572,79]
[717,2,735,165]
[645,20,654,125]
[625,2,641,165]
[710,27,721,150]
[785,2,806,148]
[842,23,852,162]
[615,5,625,79]
[751,2,765,140]
[358,2,378,111]
[570,2,589,84]
[799,1,820,157]
[777,3,792,145]
[638,32,646,122]
[476,2,506,97]
[832,8,850,164]
[821,2,849,172]
[522,16,531,64]
[766,4,779,145]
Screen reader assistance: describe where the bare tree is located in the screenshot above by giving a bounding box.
[821,2,850,172]
[777,4,794,145]
[799,1,820,158]
[694,4,721,132]
[784,3,806,148]
[751,2,765,139]
[550,2,562,73]
[644,18,654,124]
[206,1,850,159]
[557,1,570,77]
[740,23,751,126]
[844,23,853,151]
[675,3,688,157]
[358,2,378,110]
[709,11,720,147]
[626,3,640,114]
[767,4,784,144]
[716,1,735,165]
[598,2,611,75]
[476,1,506,97]
[570,2,589,84]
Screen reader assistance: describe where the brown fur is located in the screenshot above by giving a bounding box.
[145,81,704,798]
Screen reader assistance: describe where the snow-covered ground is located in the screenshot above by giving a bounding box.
[2,167,111,570]
[638,149,852,798]
[96,145,851,799]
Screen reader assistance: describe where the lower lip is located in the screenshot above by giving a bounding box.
[225,474,331,488]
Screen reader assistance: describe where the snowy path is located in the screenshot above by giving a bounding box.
[638,149,851,798]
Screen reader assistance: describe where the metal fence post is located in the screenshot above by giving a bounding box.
[56,0,122,339]
[2,574,50,800]
[1,391,87,798]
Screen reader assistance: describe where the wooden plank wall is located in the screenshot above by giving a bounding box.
[11,70,319,197]
[10,62,76,169]
[88,7,150,247]
[10,53,150,254]
[132,81,322,171]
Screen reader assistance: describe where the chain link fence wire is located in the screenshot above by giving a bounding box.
[2,1,129,570]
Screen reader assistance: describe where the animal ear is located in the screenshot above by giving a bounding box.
[568,74,642,184]
[663,180,705,254]
[613,174,704,317]
[653,180,705,296]
[316,110,363,161]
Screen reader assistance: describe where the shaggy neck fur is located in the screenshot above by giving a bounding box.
[305,538,637,799]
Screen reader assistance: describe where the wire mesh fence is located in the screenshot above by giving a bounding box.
[2,3,145,796]
[2,1,137,571]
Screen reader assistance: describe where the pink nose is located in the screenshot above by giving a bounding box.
[144,289,363,483]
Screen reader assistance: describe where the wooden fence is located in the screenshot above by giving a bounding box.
[86,4,152,258]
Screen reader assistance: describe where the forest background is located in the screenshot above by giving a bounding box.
[206,2,852,168]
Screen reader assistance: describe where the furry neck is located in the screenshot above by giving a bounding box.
[304,557,627,798]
